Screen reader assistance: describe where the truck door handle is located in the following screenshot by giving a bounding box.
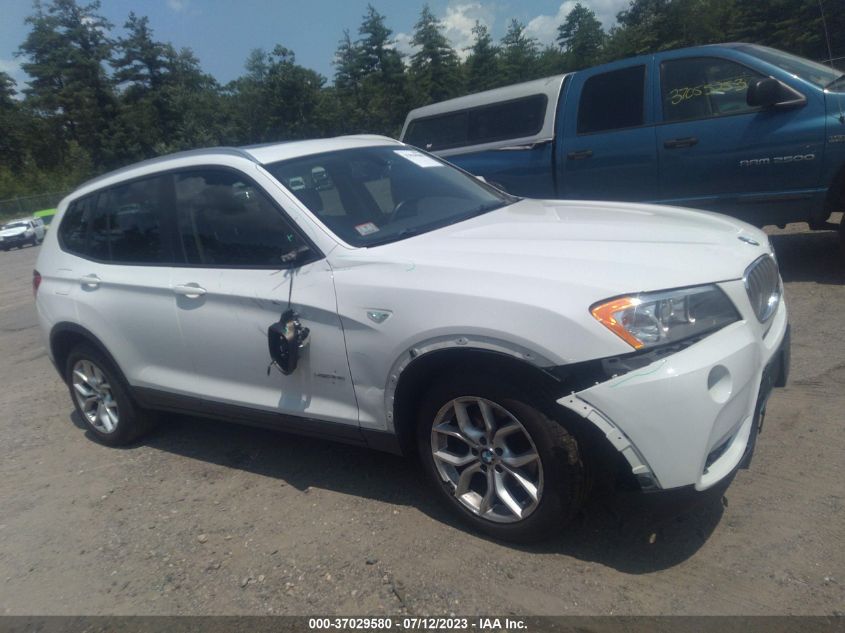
[79,274,100,289]
[172,283,207,298]
[664,137,699,149]
[567,149,593,160]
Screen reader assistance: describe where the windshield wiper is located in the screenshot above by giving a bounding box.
[365,227,425,247]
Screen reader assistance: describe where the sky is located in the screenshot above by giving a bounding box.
[0,0,630,90]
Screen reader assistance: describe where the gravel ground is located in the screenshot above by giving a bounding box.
[0,222,843,616]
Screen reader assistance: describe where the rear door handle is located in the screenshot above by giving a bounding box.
[173,283,207,298]
[567,149,593,160]
[664,137,699,149]
[79,274,100,289]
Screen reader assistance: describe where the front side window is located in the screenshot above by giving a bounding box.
[266,146,513,247]
[661,57,766,123]
[174,170,307,267]
[577,66,646,134]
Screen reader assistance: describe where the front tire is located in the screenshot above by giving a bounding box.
[65,344,155,446]
[416,373,587,543]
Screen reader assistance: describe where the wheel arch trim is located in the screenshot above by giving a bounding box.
[557,392,661,490]
[49,322,130,388]
[385,336,562,452]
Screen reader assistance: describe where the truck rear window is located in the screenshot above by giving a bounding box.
[405,94,548,152]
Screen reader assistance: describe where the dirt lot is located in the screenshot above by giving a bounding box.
[0,223,843,616]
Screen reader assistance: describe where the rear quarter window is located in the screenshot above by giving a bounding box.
[405,94,548,151]
[58,197,96,257]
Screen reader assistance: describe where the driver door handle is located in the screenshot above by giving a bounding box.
[172,283,207,298]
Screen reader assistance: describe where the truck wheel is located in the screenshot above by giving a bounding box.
[65,344,156,446]
[416,373,587,543]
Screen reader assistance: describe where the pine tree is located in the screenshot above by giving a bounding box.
[499,19,539,84]
[112,12,174,159]
[557,3,605,70]
[465,21,499,92]
[410,5,462,105]
[17,0,117,167]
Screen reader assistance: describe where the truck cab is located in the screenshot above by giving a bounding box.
[401,43,845,232]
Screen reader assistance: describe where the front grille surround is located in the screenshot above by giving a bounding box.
[744,254,781,323]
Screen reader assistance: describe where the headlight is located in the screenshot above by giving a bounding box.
[590,284,739,350]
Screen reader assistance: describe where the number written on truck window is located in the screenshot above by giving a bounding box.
[660,57,766,123]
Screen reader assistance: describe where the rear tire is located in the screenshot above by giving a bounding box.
[65,344,156,446]
[416,372,587,543]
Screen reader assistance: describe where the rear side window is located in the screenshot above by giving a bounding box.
[174,170,307,267]
[405,95,547,151]
[57,176,171,264]
[661,57,766,122]
[95,177,169,263]
[577,66,646,134]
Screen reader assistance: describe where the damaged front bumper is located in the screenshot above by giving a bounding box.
[558,289,790,494]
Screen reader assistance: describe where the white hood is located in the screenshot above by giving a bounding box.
[356,198,770,299]
[0,226,29,238]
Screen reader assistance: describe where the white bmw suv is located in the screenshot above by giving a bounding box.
[35,136,789,542]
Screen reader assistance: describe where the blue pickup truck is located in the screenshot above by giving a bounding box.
[400,43,845,239]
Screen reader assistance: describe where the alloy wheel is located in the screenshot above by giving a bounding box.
[72,359,119,434]
[430,397,543,523]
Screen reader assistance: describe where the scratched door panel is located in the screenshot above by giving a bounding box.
[170,168,359,426]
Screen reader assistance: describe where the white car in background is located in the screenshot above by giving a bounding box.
[34,136,789,542]
[1,218,45,251]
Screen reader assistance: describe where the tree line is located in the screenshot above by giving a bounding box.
[1,0,843,201]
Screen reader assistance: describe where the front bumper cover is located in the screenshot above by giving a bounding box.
[557,294,789,493]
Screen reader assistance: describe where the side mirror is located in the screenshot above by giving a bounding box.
[746,77,785,108]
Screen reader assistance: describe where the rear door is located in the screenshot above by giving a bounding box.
[654,53,823,217]
[57,176,192,391]
[559,61,658,201]
[169,167,360,428]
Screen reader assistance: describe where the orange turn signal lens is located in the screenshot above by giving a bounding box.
[590,297,644,349]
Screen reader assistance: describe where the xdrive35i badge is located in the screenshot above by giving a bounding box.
[738,235,760,246]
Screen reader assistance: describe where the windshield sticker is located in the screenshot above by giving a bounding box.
[354,222,380,236]
[394,149,441,168]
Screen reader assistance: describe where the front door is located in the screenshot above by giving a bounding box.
[169,167,359,427]
[654,54,823,218]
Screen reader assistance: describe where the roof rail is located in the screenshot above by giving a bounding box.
[78,146,258,190]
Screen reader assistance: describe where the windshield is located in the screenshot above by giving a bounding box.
[739,45,842,89]
[265,145,514,247]
[2,222,28,230]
